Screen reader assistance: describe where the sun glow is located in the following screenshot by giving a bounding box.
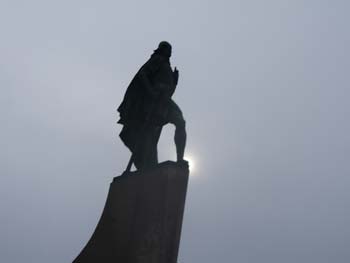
[184,154,196,174]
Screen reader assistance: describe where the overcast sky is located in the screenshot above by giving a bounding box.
[1,1,350,262]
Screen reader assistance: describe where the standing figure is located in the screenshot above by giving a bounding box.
[117,41,187,171]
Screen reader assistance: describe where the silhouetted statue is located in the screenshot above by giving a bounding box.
[117,41,186,171]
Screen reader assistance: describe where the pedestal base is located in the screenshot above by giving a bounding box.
[73,161,189,263]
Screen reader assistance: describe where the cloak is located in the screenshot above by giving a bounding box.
[117,53,166,126]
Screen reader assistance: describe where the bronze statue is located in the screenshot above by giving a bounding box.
[117,41,187,171]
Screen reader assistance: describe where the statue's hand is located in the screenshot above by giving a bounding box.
[173,67,179,85]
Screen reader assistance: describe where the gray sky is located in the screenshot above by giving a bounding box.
[1,0,350,262]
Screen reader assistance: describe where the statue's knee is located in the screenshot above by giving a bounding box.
[176,118,186,130]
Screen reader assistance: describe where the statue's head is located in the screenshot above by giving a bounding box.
[155,41,172,58]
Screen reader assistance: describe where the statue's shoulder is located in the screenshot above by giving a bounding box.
[146,54,165,65]
[141,54,164,75]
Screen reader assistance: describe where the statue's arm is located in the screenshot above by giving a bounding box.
[168,67,179,98]
[173,67,179,86]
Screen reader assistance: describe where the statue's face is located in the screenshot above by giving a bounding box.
[165,46,172,58]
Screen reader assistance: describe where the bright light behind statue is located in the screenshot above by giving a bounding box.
[184,154,196,174]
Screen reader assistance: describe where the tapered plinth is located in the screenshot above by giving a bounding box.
[73,161,189,263]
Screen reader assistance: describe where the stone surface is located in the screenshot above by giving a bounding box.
[73,161,189,263]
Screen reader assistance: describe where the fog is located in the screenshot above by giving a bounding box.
[1,1,349,262]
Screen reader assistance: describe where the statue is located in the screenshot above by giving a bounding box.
[117,41,187,171]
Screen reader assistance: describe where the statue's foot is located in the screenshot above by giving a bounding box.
[176,159,189,169]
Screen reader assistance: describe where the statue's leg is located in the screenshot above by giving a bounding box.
[133,149,143,170]
[140,126,162,169]
[167,101,187,161]
[150,126,162,165]
[174,120,186,161]
[132,128,145,170]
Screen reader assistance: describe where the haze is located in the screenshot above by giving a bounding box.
[1,1,349,262]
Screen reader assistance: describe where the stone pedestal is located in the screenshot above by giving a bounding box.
[73,161,189,263]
